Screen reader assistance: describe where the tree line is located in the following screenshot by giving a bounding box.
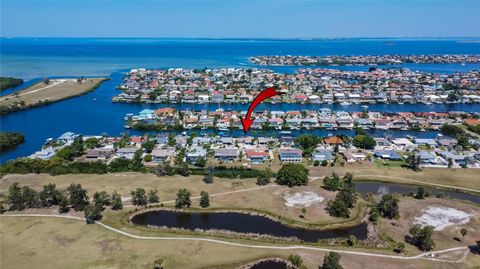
[0,132,25,153]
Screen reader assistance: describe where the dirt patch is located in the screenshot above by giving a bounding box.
[94,239,124,255]
[48,232,78,247]
[284,191,324,207]
[414,206,472,231]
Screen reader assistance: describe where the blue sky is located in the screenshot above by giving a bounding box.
[1,0,479,38]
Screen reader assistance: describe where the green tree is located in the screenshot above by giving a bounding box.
[175,163,190,176]
[323,172,342,191]
[340,173,357,208]
[394,242,406,254]
[175,188,192,209]
[295,134,321,156]
[288,254,303,268]
[84,203,103,224]
[352,135,376,149]
[368,207,381,224]
[406,153,422,171]
[111,191,123,210]
[256,169,272,185]
[84,137,101,149]
[153,258,164,269]
[203,171,214,184]
[0,132,25,152]
[144,154,153,162]
[148,189,160,203]
[195,157,207,168]
[321,252,343,269]
[66,183,89,211]
[407,224,435,251]
[22,186,39,208]
[377,193,399,219]
[142,140,156,153]
[276,163,309,187]
[57,192,70,213]
[347,235,357,247]
[130,188,148,207]
[7,183,25,211]
[199,191,210,208]
[460,228,468,239]
[39,183,61,207]
[93,191,110,209]
[415,187,429,199]
[301,207,307,218]
[327,198,350,218]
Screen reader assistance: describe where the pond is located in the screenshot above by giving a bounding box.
[355,181,480,205]
[130,210,368,243]
[247,260,289,269]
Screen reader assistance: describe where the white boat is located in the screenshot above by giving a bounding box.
[218,127,228,131]
[279,131,292,134]
[340,101,352,106]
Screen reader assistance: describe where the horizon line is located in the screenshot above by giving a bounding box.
[2,36,480,40]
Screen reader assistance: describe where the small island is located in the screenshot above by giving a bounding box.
[0,132,25,153]
[0,77,24,91]
[0,77,108,114]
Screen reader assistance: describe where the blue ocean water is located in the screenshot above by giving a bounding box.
[1,38,480,162]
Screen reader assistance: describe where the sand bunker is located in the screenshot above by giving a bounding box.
[414,206,472,231]
[284,191,324,207]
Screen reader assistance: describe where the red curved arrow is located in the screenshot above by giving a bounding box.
[241,86,283,134]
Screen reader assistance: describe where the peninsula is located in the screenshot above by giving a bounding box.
[113,67,480,105]
[0,77,108,114]
[250,54,480,66]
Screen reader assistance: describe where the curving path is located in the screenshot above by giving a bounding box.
[0,214,470,264]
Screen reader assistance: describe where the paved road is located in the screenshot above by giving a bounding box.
[1,214,470,264]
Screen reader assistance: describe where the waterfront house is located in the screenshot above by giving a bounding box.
[85,148,114,161]
[418,150,443,166]
[391,138,416,151]
[337,119,354,129]
[139,109,156,119]
[439,151,468,166]
[246,150,270,164]
[373,138,392,150]
[436,136,458,148]
[155,108,176,117]
[341,150,367,163]
[30,147,55,160]
[374,119,390,130]
[116,147,137,159]
[175,136,188,148]
[186,146,207,164]
[58,132,79,144]
[355,118,374,129]
[312,150,334,162]
[286,118,302,128]
[279,136,295,146]
[218,137,234,146]
[413,138,438,148]
[193,137,211,145]
[374,150,402,161]
[151,148,176,163]
[214,148,239,162]
[324,136,343,146]
[151,134,168,147]
[278,148,303,162]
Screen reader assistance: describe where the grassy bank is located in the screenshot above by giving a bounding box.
[0,78,108,114]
